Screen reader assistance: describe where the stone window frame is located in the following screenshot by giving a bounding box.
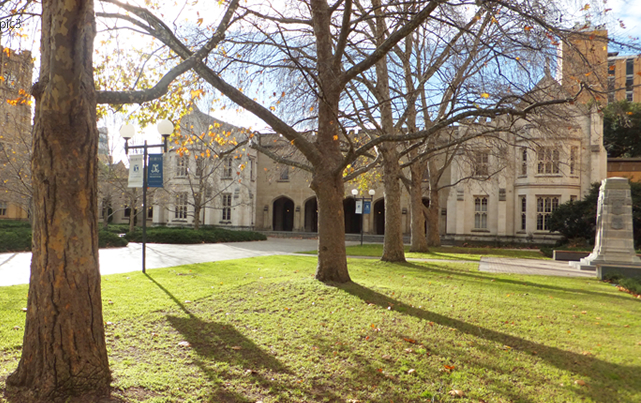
[221,193,232,221]
[537,147,560,175]
[474,196,488,230]
[536,195,559,231]
[175,192,189,219]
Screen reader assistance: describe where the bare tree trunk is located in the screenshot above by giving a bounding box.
[409,164,429,252]
[426,160,442,247]
[380,146,406,262]
[102,197,110,230]
[312,169,351,283]
[193,203,201,230]
[7,0,111,399]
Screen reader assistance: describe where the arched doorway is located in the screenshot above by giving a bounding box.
[422,197,430,235]
[373,198,385,235]
[273,196,294,231]
[343,197,361,234]
[304,197,318,232]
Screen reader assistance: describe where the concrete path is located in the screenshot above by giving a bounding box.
[0,238,338,287]
[0,240,594,287]
[478,257,595,277]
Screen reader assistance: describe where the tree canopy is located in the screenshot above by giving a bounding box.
[603,100,641,158]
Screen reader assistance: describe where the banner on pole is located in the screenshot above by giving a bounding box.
[147,154,164,188]
[355,200,363,214]
[363,201,371,214]
[127,154,143,188]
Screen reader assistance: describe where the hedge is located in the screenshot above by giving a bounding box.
[124,226,267,244]
[0,227,130,253]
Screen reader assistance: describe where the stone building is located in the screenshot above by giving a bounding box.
[0,47,33,221]
[151,108,258,229]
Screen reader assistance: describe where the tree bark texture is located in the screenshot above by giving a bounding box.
[409,163,429,252]
[7,0,111,400]
[426,158,442,247]
[426,187,441,247]
[380,145,406,262]
[311,170,351,282]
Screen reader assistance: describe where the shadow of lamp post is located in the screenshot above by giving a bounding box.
[120,119,174,273]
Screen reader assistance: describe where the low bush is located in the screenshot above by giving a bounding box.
[0,220,30,229]
[0,228,32,252]
[98,230,129,248]
[124,226,266,244]
[539,246,553,258]
[618,277,641,295]
[0,227,129,252]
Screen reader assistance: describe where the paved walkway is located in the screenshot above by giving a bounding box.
[0,240,594,287]
[478,257,595,277]
[0,238,342,287]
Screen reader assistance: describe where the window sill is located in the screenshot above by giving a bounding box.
[277,179,290,182]
[219,221,232,225]
[516,231,527,234]
[534,174,562,178]
[471,229,490,233]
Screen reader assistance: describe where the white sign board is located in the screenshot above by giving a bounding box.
[355,200,363,214]
[128,154,144,188]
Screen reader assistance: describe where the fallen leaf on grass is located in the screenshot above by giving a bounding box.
[403,338,416,344]
[231,346,242,350]
[404,348,414,354]
[178,341,191,347]
[21,308,27,312]
[407,368,416,375]
[581,351,592,356]
[449,389,464,397]
[575,380,586,386]
[381,354,393,361]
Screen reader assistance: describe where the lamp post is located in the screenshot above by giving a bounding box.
[120,119,174,273]
[351,188,375,246]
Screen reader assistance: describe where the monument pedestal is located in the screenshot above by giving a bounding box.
[570,178,641,273]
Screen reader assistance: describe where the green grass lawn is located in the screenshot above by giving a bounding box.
[1,255,639,402]
[301,244,548,261]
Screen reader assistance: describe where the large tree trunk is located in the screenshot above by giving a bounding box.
[409,163,429,252]
[426,186,441,247]
[380,146,406,262]
[311,168,350,283]
[7,0,111,399]
[426,160,442,247]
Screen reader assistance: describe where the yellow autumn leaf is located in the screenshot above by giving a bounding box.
[333,135,338,141]
[481,93,490,99]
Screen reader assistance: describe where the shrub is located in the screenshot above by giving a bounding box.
[98,230,129,248]
[0,220,30,229]
[124,227,266,244]
[0,227,129,252]
[0,228,32,252]
[549,181,641,248]
[539,246,553,258]
[618,277,641,295]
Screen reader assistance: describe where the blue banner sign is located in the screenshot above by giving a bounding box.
[147,154,164,188]
[363,201,371,214]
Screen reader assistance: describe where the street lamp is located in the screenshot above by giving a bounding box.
[120,119,174,273]
[352,188,375,246]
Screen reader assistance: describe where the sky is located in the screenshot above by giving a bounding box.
[1,0,640,164]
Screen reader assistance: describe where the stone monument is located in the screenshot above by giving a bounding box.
[571,178,641,277]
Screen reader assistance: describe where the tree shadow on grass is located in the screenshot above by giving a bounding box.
[336,281,641,403]
[146,274,341,403]
[399,261,636,301]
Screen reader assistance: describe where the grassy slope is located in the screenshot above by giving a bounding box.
[1,255,639,403]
